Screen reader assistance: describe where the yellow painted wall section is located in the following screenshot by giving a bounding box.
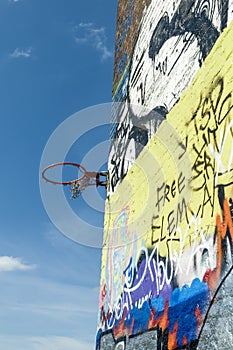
[98,21,233,349]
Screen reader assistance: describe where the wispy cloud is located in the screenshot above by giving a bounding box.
[8,0,20,3]
[10,47,32,59]
[0,256,36,271]
[74,22,113,61]
[0,336,93,350]
[0,273,98,346]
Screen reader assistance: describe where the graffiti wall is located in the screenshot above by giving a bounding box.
[96,16,233,350]
[110,0,233,194]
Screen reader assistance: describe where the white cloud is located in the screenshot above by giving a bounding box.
[31,336,93,350]
[0,336,93,350]
[0,256,36,272]
[8,0,20,3]
[75,22,113,61]
[10,47,32,59]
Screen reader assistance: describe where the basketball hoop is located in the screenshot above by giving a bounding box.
[42,162,108,199]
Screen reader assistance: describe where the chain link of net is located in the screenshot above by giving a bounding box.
[70,176,97,199]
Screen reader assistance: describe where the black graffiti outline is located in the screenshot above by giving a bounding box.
[148,0,228,66]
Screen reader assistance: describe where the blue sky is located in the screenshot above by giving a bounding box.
[0,0,117,349]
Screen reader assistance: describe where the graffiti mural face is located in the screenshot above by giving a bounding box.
[128,0,225,117]
[109,0,230,194]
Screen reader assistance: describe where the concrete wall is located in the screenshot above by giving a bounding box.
[96,1,233,349]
